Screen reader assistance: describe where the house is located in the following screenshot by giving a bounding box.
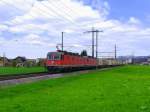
[25,59,36,67]
[14,56,26,63]
[12,56,27,67]
[0,57,11,67]
[0,60,3,66]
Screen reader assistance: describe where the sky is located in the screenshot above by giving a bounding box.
[0,0,150,58]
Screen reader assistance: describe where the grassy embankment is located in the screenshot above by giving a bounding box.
[1,65,150,112]
[0,67,47,76]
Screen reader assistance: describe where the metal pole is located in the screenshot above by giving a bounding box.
[84,28,103,58]
[95,30,103,59]
[62,32,64,51]
[92,27,95,58]
[115,44,117,59]
[96,31,98,59]
[96,31,98,69]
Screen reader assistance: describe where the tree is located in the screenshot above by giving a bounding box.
[81,50,88,56]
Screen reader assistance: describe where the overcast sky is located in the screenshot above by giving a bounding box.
[0,0,150,58]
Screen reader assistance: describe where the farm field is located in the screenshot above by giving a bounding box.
[0,67,47,76]
[1,65,150,112]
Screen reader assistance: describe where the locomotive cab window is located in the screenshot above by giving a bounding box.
[47,52,62,60]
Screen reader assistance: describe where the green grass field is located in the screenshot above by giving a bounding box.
[0,67,47,76]
[1,65,150,112]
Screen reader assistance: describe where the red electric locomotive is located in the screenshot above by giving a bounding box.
[46,50,97,72]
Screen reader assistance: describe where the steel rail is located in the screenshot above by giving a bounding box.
[0,65,122,81]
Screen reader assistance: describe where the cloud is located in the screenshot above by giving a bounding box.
[7,0,102,25]
[0,0,34,22]
[0,24,8,32]
[0,0,150,58]
[128,17,141,25]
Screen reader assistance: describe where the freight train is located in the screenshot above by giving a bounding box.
[45,50,121,72]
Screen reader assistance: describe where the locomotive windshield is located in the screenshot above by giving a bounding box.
[47,52,62,60]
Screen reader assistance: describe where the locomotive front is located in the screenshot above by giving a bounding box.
[46,52,63,71]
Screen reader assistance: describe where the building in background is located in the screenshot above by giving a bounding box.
[0,57,11,67]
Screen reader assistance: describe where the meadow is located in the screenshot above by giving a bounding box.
[0,65,150,112]
[0,67,47,76]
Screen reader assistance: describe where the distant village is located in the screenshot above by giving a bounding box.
[118,56,150,65]
[1,55,150,67]
[0,56,45,67]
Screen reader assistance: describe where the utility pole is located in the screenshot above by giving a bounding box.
[96,31,98,58]
[92,27,95,58]
[114,44,117,59]
[95,30,103,59]
[84,28,103,58]
[84,27,95,57]
[61,32,64,51]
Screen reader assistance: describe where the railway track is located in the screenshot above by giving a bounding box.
[0,73,65,86]
[0,72,50,81]
[0,65,122,86]
[0,70,93,86]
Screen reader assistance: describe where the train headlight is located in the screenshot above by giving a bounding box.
[51,61,54,64]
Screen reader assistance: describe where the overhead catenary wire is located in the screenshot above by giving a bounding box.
[34,0,92,30]
[0,0,69,25]
[58,0,102,25]
[59,0,82,17]
[58,0,106,28]
[1,1,42,20]
[1,0,105,48]
[32,1,72,24]
[47,0,77,22]
[0,0,40,24]
[36,0,81,25]
[39,1,78,25]
[33,0,82,25]
[38,0,81,23]
[50,0,88,24]
[38,0,98,30]
[0,0,109,57]
[56,0,102,25]
[8,0,103,31]
[0,0,102,31]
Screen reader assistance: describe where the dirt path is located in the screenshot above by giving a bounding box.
[0,67,114,87]
[0,74,64,87]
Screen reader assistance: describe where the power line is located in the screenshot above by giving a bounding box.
[59,1,108,30]
[37,0,81,26]
[59,0,82,17]
[0,0,65,25]
[34,1,77,24]
[1,0,102,31]
[98,52,114,53]
[32,1,70,24]
[38,0,97,30]
[47,0,76,21]
[1,0,80,37]
[39,1,77,25]
[58,0,103,28]
[0,0,39,24]
[62,5,103,29]
[1,0,106,37]
[97,45,118,59]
